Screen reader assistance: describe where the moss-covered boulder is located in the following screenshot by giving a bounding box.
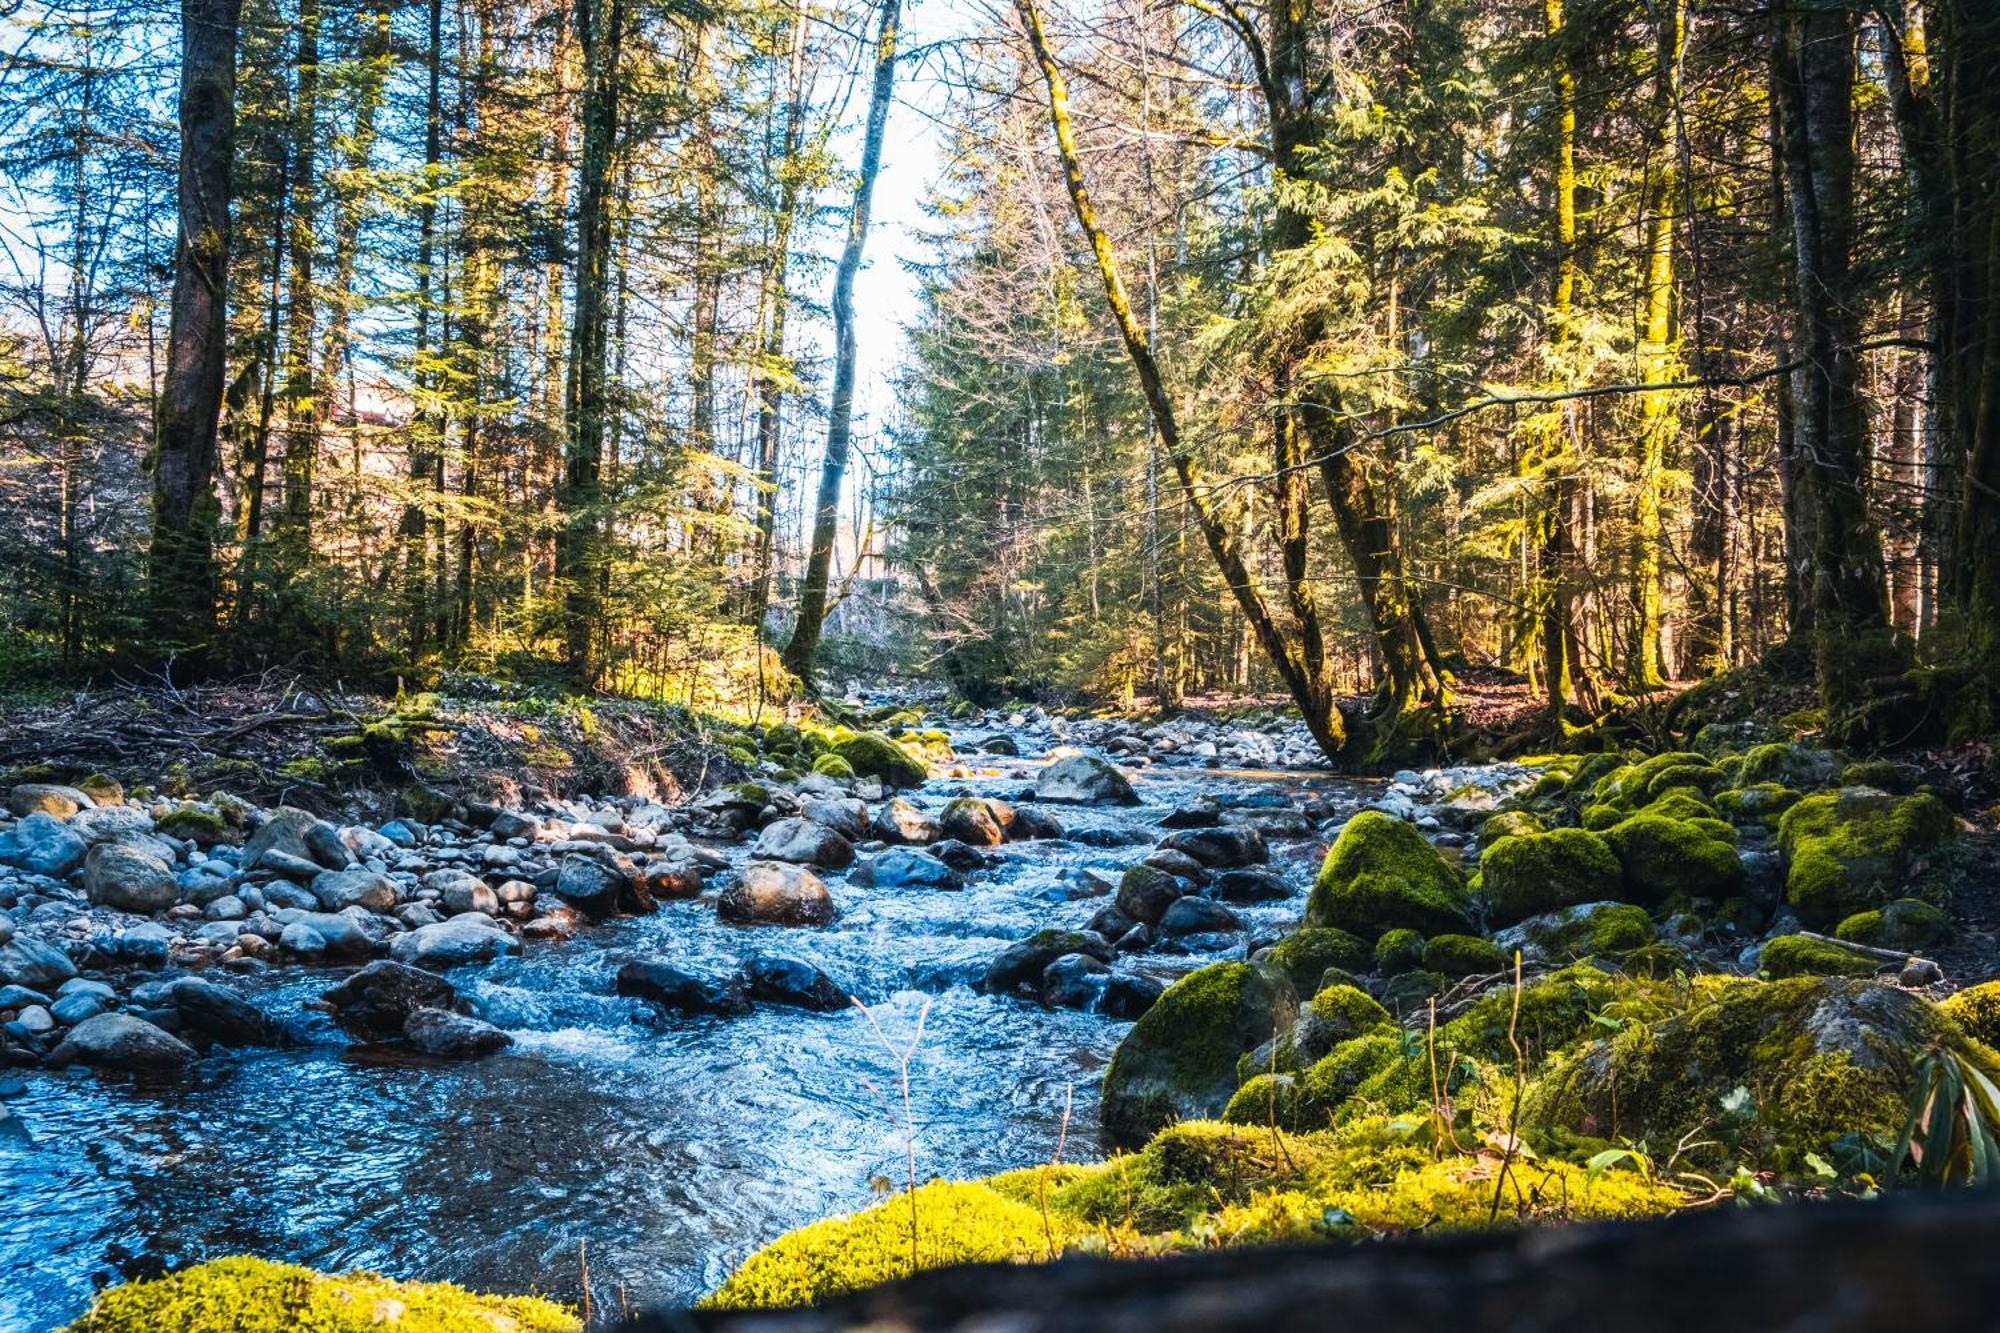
[1256,927,1371,994]
[704,1179,1070,1309]
[1493,901,1654,963]
[1738,742,1843,791]
[1304,811,1472,940]
[1479,828,1621,926]
[1777,788,1957,928]
[1759,933,1879,979]
[831,731,928,788]
[1422,933,1509,977]
[810,753,855,780]
[1438,962,1651,1064]
[1600,813,1741,904]
[60,1256,578,1332]
[1834,897,1949,951]
[1714,783,1803,826]
[1526,976,1977,1170]
[1373,927,1426,975]
[1100,961,1295,1149]
[1476,809,1545,850]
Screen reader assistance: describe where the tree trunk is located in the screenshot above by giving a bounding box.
[1011,0,1348,758]
[400,0,445,655]
[1772,0,1900,711]
[782,0,901,680]
[148,0,243,660]
[271,0,322,584]
[557,0,625,681]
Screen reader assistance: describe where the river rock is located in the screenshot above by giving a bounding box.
[1144,849,1210,885]
[0,813,86,877]
[871,799,942,845]
[866,848,964,890]
[979,734,1021,756]
[1034,754,1139,806]
[938,798,1006,848]
[13,1003,54,1035]
[244,808,351,872]
[440,878,501,916]
[172,977,283,1046]
[488,811,539,840]
[404,1006,512,1057]
[981,929,1114,996]
[1115,865,1193,926]
[7,784,94,819]
[643,861,705,900]
[1160,797,1222,829]
[616,961,751,1016]
[1213,868,1291,901]
[389,918,518,969]
[719,862,836,927]
[928,838,997,872]
[800,797,869,842]
[742,954,850,1011]
[554,854,626,919]
[752,818,855,870]
[0,937,77,991]
[1007,806,1066,841]
[83,842,179,914]
[1101,960,1294,1147]
[322,960,460,1040]
[278,911,374,959]
[1159,896,1245,936]
[49,991,110,1026]
[1158,827,1268,868]
[1041,953,1110,1009]
[311,867,399,914]
[48,1012,194,1073]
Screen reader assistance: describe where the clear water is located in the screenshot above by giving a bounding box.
[0,761,1365,1330]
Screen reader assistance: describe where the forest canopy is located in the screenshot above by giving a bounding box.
[0,0,1996,760]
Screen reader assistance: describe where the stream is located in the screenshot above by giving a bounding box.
[0,743,1384,1330]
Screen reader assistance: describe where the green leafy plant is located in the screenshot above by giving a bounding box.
[1895,1044,2000,1187]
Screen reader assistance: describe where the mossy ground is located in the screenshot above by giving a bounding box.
[62,1256,579,1332]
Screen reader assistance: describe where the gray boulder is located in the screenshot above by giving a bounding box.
[48,1012,195,1073]
[871,798,942,845]
[554,854,626,919]
[172,977,283,1047]
[865,847,965,890]
[718,861,836,926]
[752,817,855,870]
[0,937,77,991]
[7,783,94,819]
[388,918,518,969]
[1034,754,1139,806]
[800,797,869,842]
[0,812,87,877]
[311,867,399,914]
[83,842,179,914]
[322,960,459,1040]
[404,1006,511,1057]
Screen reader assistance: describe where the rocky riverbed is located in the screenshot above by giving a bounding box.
[1,703,1471,1329]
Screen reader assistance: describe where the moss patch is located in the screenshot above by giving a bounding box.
[1479,829,1621,925]
[1100,961,1295,1149]
[1601,813,1741,905]
[1760,934,1879,979]
[830,731,928,788]
[1259,927,1371,994]
[1305,811,1472,940]
[1776,788,1957,928]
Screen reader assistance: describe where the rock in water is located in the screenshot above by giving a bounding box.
[172,977,283,1047]
[310,867,400,914]
[1157,827,1267,868]
[1099,960,1294,1148]
[49,1013,195,1073]
[403,1006,512,1057]
[751,818,856,870]
[83,843,179,914]
[554,854,626,919]
[616,962,752,1016]
[388,918,519,969]
[865,848,965,890]
[718,862,836,927]
[322,960,460,1041]
[1033,754,1139,806]
[742,955,850,1012]
[937,798,1006,848]
[871,798,942,845]
[0,812,87,877]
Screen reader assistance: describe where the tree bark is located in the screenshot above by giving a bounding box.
[271,0,322,583]
[782,0,901,680]
[148,0,243,661]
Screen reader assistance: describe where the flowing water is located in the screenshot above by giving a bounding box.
[0,758,1373,1330]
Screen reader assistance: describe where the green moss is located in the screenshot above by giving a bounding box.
[1738,742,1842,791]
[1840,759,1908,792]
[1714,783,1802,826]
[1223,1072,1303,1128]
[809,753,855,780]
[1476,810,1545,849]
[276,755,335,784]
[1776,788,1958,928]
[1760,934,1879,979]
[1422,934,1508,977]
[1525,975,1969,1171]
[1600,813,1741,905]
[831,731,928,788]
[1502,901,1655,961]
[1297,1031,1418,1126]
[1439,963,1656,1064]
[1479,829,1621,926]
[1834,898,1948,951]
[156,804,233,846]
[1309,983,1392,1034]
[1100,961,1295,1149]
[1565,751,1628,798]
[704,1180,1071,1309]
[1373,927,1426,975]
[1305,811,1472,940]
[1259,927,1371,993]
[61,1256,578,1332]
[1940,982,2000,1046]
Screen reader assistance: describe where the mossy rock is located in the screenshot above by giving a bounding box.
[1257,927,1371,994]
[1437,962,1654,1065]
[1760,934,1879,979]
[704,1179,1072,1309]
[1295,1031,1426,1126]
[1305,983,1393,1041]
[76,773,125,805]
[1592,752,1720,810]
[1582,788,1718,831]
[1940,982,2000,1047]
[1776,788,1957,929]
[1714,783,1803,826]
[809,753,855,780]
[61,1256,578,1332]
[1600,813,1741,905]
[1100,961,1296,1149]
[1564,751,1628,798]
[1304,811,1472,940]
[1738,742,1843,791]
[1476,810,1545,850]
[1840,759,1910,792]
[1835,898,1949,951]
[1494,901,1654,963]
[1422,933,1509,977]
[1526,976,1976,1170]
[1479,828,1621,926]
[1223,1071,1304,1128]
[156,803,236,846]
[831,731,928,788]
[1373,927,1426,975]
